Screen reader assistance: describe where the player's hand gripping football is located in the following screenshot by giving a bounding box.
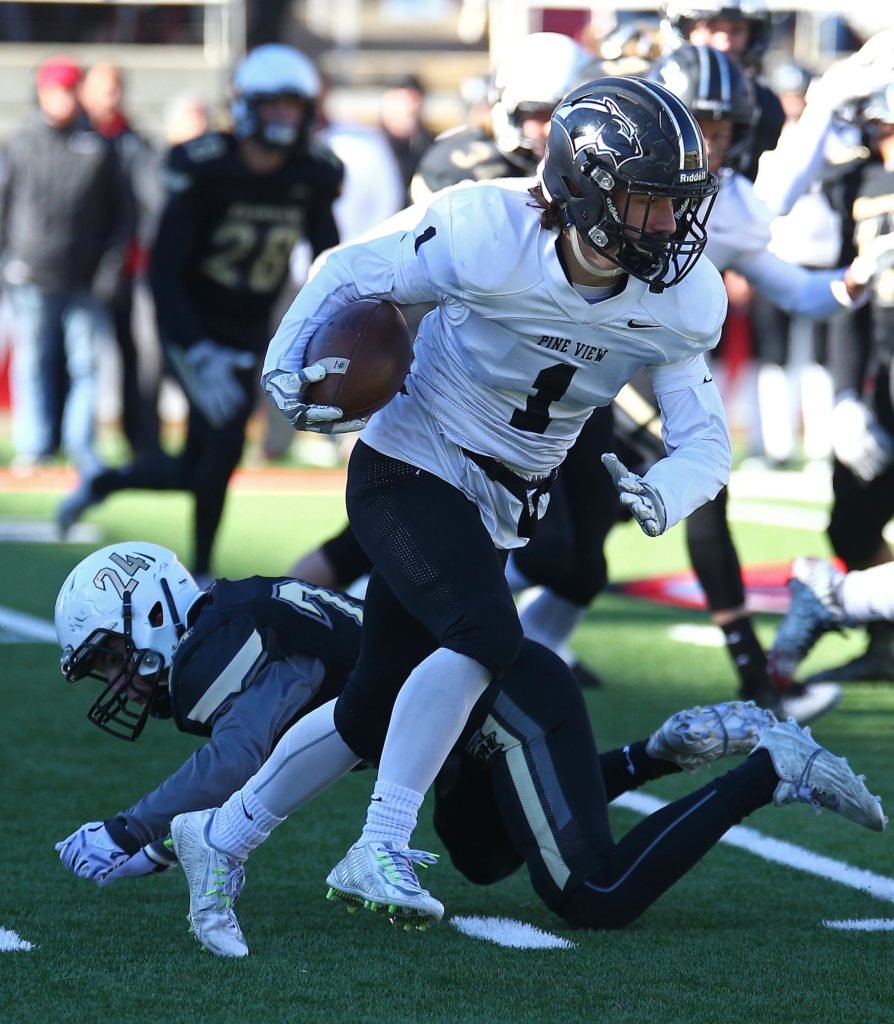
[601,452,668,538]
[55,821,130,883]
[263,366,368,434]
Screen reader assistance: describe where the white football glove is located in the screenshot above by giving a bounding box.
[97,840,177,886]
[602,452,668,537]
[263,367,368,434]
[55,822,130,882]
[167,340,257,429]
[848,233,894,287]
[831,395,894,483]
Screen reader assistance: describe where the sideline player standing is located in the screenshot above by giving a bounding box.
[56,45,343,583]
[51,542,884,960]
[258,76,731,924]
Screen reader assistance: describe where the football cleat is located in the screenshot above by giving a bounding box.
[170,809,248,957]
[776,681,842,726]
[55,473,101,539]
[804,621,894,685]
[752,719,887,832]
[768,557,850,688]
[325,840,443,926]
[646,700,777,772]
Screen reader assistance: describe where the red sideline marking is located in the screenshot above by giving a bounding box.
[617,563,800,615]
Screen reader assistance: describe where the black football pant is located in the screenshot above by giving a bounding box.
[511,405,618,606]
[435,641,778,929]
[828,367,894,568]
[89,364,257,576]
[333,440,523,760]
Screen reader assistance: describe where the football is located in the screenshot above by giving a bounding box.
[304,298,413,420]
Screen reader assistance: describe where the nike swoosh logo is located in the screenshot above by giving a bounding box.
[240,796,254,821]
[627,320,659,329]
[703,375,713,383]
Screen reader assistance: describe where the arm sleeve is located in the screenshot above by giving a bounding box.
[264,209,454,376]
[733,248,862,318]
[148,154,206,348]
[641,355,732,530]
[753,104,835,217]
[116,660,316,846]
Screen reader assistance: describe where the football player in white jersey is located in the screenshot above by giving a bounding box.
[640,44,868,724]
[252,76,731,925]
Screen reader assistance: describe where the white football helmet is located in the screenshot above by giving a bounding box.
[660,0,773,68]
[55,542,202,740]
[231,43,321,151]
[490,32,594,170]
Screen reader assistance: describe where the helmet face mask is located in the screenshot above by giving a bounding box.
[55,542,201,741]
[541,77,718,291]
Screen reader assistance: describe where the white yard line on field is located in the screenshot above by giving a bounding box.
[449,916,574,949]
[822,918,894,931]
[616,791,894,904]
[0,606,57,644]
[0,926,34,951]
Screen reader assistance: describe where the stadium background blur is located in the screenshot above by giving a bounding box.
[0,0,891,469]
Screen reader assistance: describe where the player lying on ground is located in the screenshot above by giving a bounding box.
[770,557,894,686]
[53,543,886,957]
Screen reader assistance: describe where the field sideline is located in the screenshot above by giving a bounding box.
[1,469,892,1024]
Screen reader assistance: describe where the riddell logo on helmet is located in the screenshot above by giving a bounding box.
[677,169,707,183]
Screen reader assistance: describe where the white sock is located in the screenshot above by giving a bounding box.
[520,589,587,652]
[209,779,285,861]
[758,363,794,463]
[208,699,360,860]
[800,363,834,461]
[359,780,423,847]
[358,649,491,847]
[840,564,894,621]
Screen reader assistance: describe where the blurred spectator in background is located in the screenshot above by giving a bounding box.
[57,45,343,585]
[0,55,129,474]
[379,75,435,203]
[80,62,163,457]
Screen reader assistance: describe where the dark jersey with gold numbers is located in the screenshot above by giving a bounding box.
[150,131,342,353]
[412,126,522,200]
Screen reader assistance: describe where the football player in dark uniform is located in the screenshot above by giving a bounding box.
[56,45,343,583]
[52,542,884,958]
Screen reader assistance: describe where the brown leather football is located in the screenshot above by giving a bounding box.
[304,299,413,419]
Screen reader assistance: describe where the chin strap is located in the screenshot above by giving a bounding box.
[567,227,625,278]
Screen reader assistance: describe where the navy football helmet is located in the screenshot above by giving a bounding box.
[540,76,718,291]
[650,45,758,174]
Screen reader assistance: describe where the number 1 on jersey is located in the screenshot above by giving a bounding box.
[511,363,577,434]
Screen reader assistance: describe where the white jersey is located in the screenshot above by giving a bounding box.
[706,170,858,319]
[266,180,732,547]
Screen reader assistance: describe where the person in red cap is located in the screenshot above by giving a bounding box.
[0,55,130,474]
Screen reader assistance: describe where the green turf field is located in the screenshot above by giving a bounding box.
[1,476,892,1024]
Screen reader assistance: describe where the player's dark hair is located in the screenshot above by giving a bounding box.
[527,182,564,232]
